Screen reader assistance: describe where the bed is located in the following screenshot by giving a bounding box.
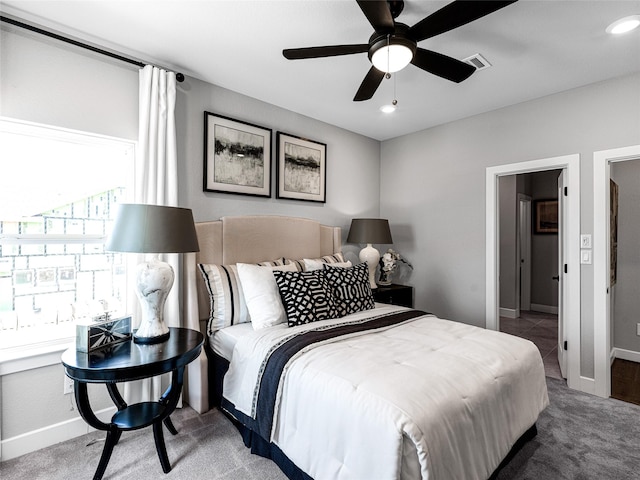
[182,215,549,480]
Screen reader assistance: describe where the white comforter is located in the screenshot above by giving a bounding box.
[223,305,549,480]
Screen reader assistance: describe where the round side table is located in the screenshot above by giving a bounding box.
[61,327,204,480]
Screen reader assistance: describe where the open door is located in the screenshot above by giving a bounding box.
[558,170,568,378]
[518,195,532,311]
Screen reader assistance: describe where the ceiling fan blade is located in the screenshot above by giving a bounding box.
[408,0,517,42]
[411,48,476,83]
[283,44,369,60]
[353,67,386,101]
[356,0,394,33]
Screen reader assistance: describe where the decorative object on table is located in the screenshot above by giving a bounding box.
[76,315,132,353]
[347,218,393,289]
[203,111,272,197]
[276,132,326,203]
[378,249,413,286]
[106,204,199,344]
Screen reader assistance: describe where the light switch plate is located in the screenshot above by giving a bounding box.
[580,234,592,249]
[581,249,592,264]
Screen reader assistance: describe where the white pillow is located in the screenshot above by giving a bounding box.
[237,263,298,330]
[304,258,352,271]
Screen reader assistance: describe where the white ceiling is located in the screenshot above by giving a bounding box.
[2,0,639,141]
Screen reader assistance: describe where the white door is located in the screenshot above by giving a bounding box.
[518,196,532,311]
[558,170,567,378]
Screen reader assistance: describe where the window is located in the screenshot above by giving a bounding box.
[0,118,135,351]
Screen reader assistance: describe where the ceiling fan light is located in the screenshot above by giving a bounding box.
[380,104,396,113]
[606,15,640,35]
[371,44,413,73]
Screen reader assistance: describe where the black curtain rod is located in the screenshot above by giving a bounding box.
[1,15,184,82]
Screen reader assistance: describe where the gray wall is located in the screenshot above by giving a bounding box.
[380,72,640,379]
[530,170,561,309]
[175,77,380,232]
[0,27,380,442]
[611,160,640,354]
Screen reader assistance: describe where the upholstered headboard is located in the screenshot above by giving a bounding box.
[183,215,342,413]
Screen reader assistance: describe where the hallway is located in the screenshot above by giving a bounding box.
[500,311,562,379]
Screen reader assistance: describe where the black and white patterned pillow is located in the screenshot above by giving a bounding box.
[273,270,337,326]
[324,262,375,317]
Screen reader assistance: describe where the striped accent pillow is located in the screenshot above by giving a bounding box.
[198,264,249,334]
[288,252,346,272]
[198,259,286,334]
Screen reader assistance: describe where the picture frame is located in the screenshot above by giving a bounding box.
[610,179,618,286]
[276,132,326,203]
[203,111,272,197]
[534,199,558,234]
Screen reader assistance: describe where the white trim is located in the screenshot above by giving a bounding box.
[530,303,559,315]
[0,406,116,461]
[486,154,581,391]
[0,340,73,375]
[579,376,596,395]
[612,347,640,364]
[499,308,518,319]
[593,145,640,398]
[0,234,106,245]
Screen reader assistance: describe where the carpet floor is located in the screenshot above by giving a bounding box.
[1,377,639,480]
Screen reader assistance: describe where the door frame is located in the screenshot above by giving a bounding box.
[517,194,532,312]
[486,154,581,390]
[593,144,640,398]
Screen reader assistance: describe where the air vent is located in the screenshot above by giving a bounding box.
[463,53,492,71]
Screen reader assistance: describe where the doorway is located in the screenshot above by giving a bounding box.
[593,145,640,398]
[498,171,562,379]
[486,154,581,391]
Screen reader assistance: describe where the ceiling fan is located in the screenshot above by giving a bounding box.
[283,0,518,101]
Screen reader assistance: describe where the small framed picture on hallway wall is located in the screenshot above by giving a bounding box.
[534,199,558,234]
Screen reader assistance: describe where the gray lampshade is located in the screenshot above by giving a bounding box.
[106,204,199,254]
[347,218,393,244]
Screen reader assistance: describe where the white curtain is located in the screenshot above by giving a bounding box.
[125,65,179,404]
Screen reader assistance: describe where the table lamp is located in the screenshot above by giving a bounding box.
[347,218,393,289]
[106,204,199,344]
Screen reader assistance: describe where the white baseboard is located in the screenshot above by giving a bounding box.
[530,303,558,315]
[1,406,116,462]
[499,307,519,319]
[612,347,640,363]
[579,376,596,395]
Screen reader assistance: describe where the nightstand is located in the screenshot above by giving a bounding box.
[373,284,414,308]
[61,327,203,480]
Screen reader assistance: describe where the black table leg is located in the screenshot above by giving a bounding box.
[106,383,127,410]
[158,367,185,438]
[164,416,178,435]
[94,427,121,480]
[74,382,119,480]
[153,421,171,473]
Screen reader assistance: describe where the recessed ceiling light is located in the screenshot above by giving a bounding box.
[380,104,396,114]
[606,15,640,35]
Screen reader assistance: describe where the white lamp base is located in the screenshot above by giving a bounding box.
[359,244,380,290]
[134,256,173,344]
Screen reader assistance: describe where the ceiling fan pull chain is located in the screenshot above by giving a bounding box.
[386,34,391,74]
[393,72,398,107]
